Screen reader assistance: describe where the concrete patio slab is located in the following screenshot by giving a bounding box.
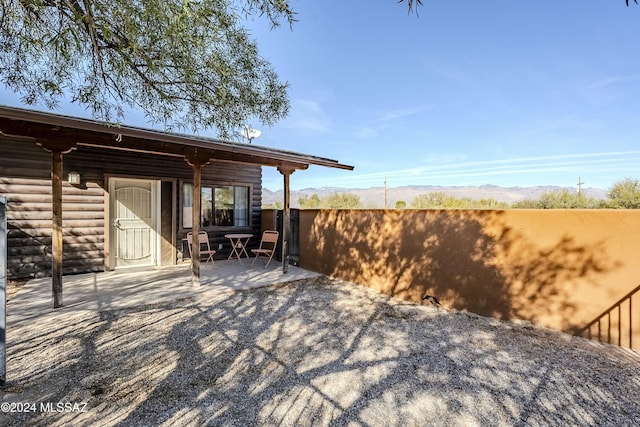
[7,260,322,326]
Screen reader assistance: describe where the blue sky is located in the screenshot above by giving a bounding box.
[250,1,640,191]
[3,1,640,192]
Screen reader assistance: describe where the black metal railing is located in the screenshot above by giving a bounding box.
[580,284,639,349]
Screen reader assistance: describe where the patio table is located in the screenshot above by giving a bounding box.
[225,233,253,262]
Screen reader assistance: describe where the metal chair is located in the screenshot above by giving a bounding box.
[251,230,279,268]
[187,231,216,266]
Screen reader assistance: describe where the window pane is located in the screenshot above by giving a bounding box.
[234,186,249,226]
[202,187,213,227]
[183,183,249,228]
[183,183,193,228]
[214,186,234,226]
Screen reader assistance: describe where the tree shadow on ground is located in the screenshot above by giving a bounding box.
[2,277,639,426]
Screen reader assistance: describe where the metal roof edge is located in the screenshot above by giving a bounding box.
[0,105,354,170]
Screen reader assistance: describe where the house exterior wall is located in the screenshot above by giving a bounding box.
[288,209,640,349]
[0,137,262,279]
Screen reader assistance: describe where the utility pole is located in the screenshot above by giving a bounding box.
[384,176,388,209]
[577,176,585,197]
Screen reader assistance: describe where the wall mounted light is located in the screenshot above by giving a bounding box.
[67,171,81,185]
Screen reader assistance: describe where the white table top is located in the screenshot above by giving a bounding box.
[224,233,253,239]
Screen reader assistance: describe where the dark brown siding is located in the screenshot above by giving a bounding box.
[0,137,262,279]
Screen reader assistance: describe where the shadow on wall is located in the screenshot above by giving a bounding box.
[6,223,105,279]
[2,175,105,279]
[302,210,620,332]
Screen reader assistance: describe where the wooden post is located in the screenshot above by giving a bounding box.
[185,151,210,287]
[191,162,202,286]
[277,165,296,274]
[51,150,64,307]
[37,140,76,309]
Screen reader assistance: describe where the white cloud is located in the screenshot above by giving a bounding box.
[380,104,434,122]
[303,151,640,189]
[283,98,330,132]
[581,74,640,92]
[353,103,435,140]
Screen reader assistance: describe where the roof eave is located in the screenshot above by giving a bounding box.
[0,105,354,171]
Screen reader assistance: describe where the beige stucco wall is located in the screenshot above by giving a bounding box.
[290,209,640,349]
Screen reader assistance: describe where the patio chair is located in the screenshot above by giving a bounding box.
[251,230,279,268]
[187,231,216,267]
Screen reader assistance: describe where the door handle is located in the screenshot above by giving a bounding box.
[113,219,121,229]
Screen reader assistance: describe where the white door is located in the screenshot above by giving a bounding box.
[110,178,158,268]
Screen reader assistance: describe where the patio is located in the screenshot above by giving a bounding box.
[7,260,321,326]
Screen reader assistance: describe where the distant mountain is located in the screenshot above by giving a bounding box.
[262,185,608,208]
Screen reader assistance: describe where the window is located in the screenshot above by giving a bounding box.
[183,183,250,228]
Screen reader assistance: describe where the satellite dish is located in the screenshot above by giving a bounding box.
[242,125,262,143]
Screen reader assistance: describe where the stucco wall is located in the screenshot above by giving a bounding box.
[292,209,640,349]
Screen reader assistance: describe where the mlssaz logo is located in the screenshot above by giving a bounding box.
[40,402,88,413]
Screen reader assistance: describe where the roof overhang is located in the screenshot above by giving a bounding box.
[0,105,354,172]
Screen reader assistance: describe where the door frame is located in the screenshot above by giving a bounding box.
[106,177,161,270]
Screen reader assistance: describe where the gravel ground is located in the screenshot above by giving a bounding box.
[1,276,639,426]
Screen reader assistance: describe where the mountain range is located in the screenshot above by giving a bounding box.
[262,184,608,208]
